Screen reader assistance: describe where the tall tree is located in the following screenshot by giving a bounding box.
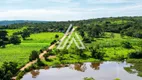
[21,29,30,40]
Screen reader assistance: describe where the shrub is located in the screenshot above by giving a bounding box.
[37,58,45,66]
[83,37,92,43]
[50,40,57,45]
[55,34,59,38]
[40,49,43,53]
[129,50,142,59]
[121,41,132,49]
[91,48,104,60]
[10,35,21,45]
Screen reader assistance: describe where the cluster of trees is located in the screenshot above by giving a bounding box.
[77,17,142,40]
[0,31,9,48]
[0,31,21,48]
[0,29,31,48]
[0,16,142,38]
[0,62,18,80]
[77,24,104,43]
[129,50,142,59]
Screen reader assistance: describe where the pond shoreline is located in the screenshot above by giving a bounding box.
[15,59,134,80]
[21,61,142,80]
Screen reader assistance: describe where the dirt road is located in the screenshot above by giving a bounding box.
[20,27,76,71]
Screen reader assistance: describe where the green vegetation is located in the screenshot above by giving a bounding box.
[0,32,63,67]
[10,35,21,45]
[126,59,142,77]
[0,16,142,80]
[0,62,18,80]
[29,50,39,61]
[0,43,48,66]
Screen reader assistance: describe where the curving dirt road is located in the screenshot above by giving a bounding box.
[20,27,76,71]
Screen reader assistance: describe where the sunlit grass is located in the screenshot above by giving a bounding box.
[23,32,64,43]
[0,32,64,67]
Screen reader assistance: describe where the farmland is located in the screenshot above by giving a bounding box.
[0,30,63,67]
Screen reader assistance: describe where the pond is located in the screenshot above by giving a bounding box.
[22,61,142,80]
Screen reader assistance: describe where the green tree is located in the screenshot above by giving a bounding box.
[0,31,8,48]
[10,35,21,45]
[0,62,18,80]
[0,39,4,48]
[3,71,13,80]
[21,29,30,40]
[29,50,39,61]
[55,34,59,38]
[0,31,7,40]
[90,47,104,60]
[0,68,5,79]
[88,25,104,38]
[80,30,85,37]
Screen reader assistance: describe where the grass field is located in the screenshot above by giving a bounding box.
[57,30,142,60]
[0,32,64,67]
[6,27,27,36]
[88,32,142,60]
[23,32,63,43]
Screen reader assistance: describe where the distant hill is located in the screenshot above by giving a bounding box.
[0,20,49,26]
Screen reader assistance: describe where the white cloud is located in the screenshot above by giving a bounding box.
[0,5,141,21]
[86,0,139,4]
[0,9,84,21]
[0,0,142,21]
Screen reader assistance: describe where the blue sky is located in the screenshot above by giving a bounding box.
[0,0,142,21]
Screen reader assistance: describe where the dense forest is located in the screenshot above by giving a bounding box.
[0,16,142,38]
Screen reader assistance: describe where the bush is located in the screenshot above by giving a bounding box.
[121,41,132,49]
[129,50,142,59]
[44,53,50,61]
[50,40,57,45]
[10,35,21,45]
[40,49,43,53]
[91,48,104,60]
[37,58,45,66]
[55,34,59,38]
[83,37,92,43]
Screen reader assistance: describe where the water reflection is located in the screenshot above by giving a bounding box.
[124,62,142,77]
[69,63,87,72]
[53,64,69,69]
[30,70,40,78]
[44,66,50,70]
[90,62,102,70]
[22,62,142,80]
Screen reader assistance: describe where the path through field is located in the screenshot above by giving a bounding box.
[20,27,76,71]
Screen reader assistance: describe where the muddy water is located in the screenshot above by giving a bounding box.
[22,61,142,80]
